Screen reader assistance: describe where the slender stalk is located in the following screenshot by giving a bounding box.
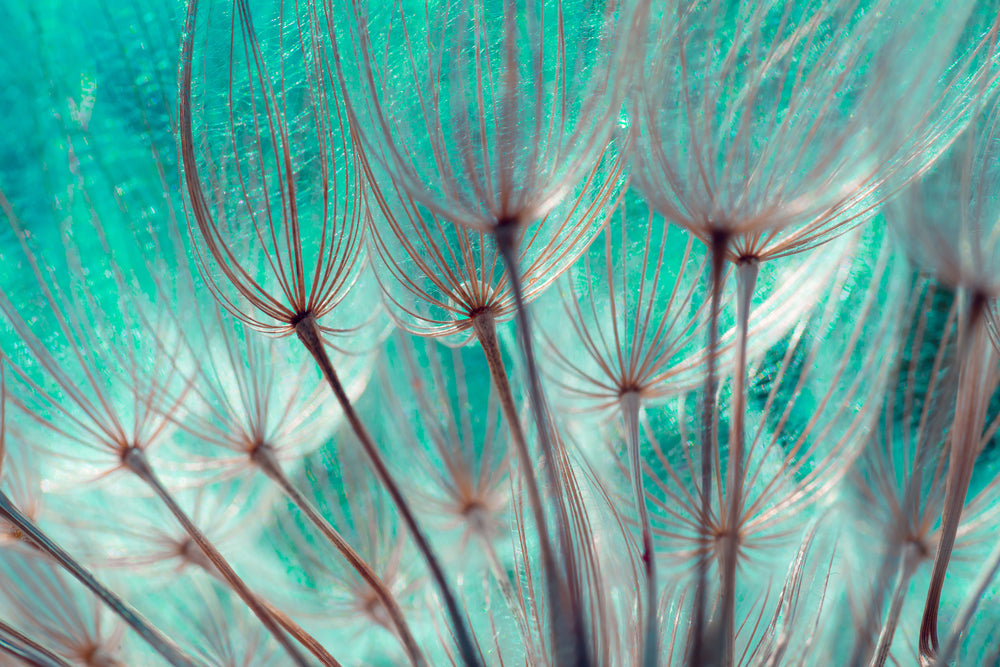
[620,391,658,667]
[187,550,344,667]
[293,314,482,667]
[919,292,993,663]
[471,309,572,659]
[471,310,553,566]
[720,259,759,667]
[690,230,729,666]
[846,553,900,667]
[121,448,309,667]
[182,517,343,667]
[494,223,591,667]
[934,534,1000,667]
[0,619,74,667]
[251,445,425,667]
[0,639,67,667]
[0,492,199,667]
[257,599,343,667]
[870,545,920,667]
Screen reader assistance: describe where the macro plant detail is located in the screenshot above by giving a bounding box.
[6,1,1000,666]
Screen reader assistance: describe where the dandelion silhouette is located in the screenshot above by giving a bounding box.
[889,93,1000,664]
[178,0,474,662]
[845,274,1000,667]
[0,361,196,666]
[8,0,1000,666]
[0,549,126,667]
[631,2,1000,663]
[332,1,642,660]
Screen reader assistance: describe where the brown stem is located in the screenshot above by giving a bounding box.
[0,618,74,667]
[471,310,573,657]
[919,293,993,664]
[184,513,342,666]
[121,448,309,667]
[494,223,591,667]
[934,533,1000,666]
[0,492,199,667]
[252,445,425,666]
[846,553,901,667]
[259,597,340,667]
[293,314,482,667]
[690,230,728,666]
[871,545,919,667]
[471,311,553,563]
[620,391,658,667]
[719,258,759,667]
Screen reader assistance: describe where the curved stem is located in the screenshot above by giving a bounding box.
[919,293,994,663]
[620,391,658,667]
[0,619,74,667]
[934,533,1000,667]
[495,224,591,667]
[252,446,425,667]
[122,448,309,667]
[294,315,482,667]
[690,231,728,666]
[720,259,758,667]
[472,310,570,657]
[0,492,199,667]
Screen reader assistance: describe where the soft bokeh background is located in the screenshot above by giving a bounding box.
[2,1,1000,665]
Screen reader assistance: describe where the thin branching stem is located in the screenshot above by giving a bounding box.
[471,309,571,656]
[495,222,592,667]
[870,545,920,667]
[121,448,309,667]
[620,390,658,667]
[177,523,346,667]
[0,619,74,667]
[471,310,552,561]
[720,258,760,667]
[256,598,343,667]
[251,445,425,667]
[846,552,901,667]
[293,314,482,667]
[0,492,198,667]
